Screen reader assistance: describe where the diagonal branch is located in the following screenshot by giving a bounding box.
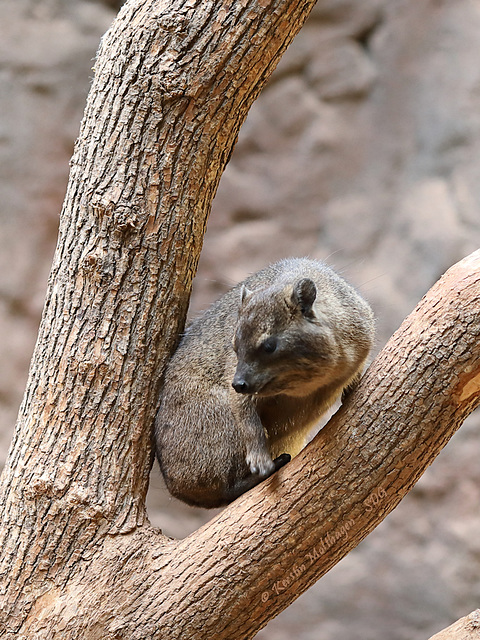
[428,609,480,640]
[19,251,480,639]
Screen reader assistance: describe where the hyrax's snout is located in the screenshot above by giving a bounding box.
[232,368,255,394]
[232,376,250,394]
[232,364,261,395]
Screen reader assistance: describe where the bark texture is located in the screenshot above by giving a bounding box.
[0,0,319,635]
[5,248,480,639]
[1,0,480,638]
[428,610,480,640]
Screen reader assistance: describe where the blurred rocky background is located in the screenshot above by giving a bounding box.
[1,0,479,638]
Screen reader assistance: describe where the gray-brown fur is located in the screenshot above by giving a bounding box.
[155,258,374,508]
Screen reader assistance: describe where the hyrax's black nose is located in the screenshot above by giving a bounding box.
[232,378,250,394]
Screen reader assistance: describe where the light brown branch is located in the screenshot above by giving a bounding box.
[16,251,480,639]
[428,609,480,640]
[0,0,319,635]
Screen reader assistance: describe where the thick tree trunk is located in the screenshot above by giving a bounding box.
[1,0,480,638]
[1,0,319,635]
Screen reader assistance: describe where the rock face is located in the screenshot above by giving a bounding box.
[1,1,479,639]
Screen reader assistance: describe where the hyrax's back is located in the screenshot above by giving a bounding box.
[155,258,374,508]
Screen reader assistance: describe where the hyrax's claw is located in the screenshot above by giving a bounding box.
[273,453,291,471]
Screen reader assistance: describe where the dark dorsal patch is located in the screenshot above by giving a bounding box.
[291,278,317,317]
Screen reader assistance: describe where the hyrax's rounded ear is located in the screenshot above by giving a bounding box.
[240,285,254,305]
[291,278,317,316]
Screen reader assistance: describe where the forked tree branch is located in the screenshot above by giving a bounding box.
[0,0,320,634]
[1,0,480,638]
[12,250,480,639]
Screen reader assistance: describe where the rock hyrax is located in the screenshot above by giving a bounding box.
[155,258,374,508]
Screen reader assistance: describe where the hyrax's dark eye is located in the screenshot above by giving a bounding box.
[261,337,277,354]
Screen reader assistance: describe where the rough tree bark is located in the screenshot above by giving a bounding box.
[1,0,479,638]
[428,610,480,640]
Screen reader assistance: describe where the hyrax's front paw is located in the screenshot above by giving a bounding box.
[246,450,275,478]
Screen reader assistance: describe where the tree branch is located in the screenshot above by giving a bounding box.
[428,609,480,640]
[15,251,480,639]
[0,0,320,634]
